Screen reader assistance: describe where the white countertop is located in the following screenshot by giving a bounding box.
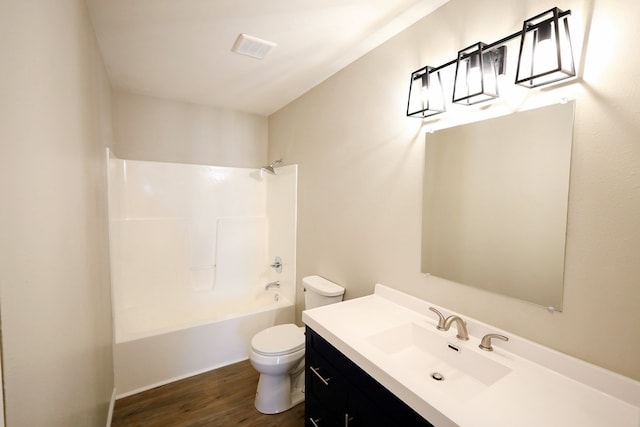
[302,284,640,427]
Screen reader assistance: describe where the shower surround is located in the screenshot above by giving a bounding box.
[107,151,297,396]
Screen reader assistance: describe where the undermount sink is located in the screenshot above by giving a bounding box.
[366,322,512,400]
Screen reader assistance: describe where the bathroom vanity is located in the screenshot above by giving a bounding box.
[302,284,640,427]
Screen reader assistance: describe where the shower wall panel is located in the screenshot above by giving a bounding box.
[107,156,297,343]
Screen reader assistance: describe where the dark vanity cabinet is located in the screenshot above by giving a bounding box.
[305,327,433,427]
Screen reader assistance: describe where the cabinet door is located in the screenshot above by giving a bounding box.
[305,393,339,427]
[306,347,347,426]
[345,386,398,427]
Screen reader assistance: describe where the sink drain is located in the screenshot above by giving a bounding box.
[431,372,444,381]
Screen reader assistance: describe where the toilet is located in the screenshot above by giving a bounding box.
[249,275,345,414]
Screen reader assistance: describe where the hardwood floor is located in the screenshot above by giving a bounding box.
[111,360,305,427]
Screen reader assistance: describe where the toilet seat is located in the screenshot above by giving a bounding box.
[251,324,305,356]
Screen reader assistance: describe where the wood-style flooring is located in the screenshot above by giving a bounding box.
[111,359,305,427]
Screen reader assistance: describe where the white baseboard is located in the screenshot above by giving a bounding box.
[106,388,116,426]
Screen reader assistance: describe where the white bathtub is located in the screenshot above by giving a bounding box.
[114,290,294,398]
[107,157,299,397]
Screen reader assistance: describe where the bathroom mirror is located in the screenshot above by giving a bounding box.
[422,102,575,310]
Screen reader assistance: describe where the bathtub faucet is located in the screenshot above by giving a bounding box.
[265,281,280,290]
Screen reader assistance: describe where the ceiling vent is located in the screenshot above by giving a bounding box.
[231,33,277,60]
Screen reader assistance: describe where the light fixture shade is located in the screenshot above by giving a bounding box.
[515,7,575,88]
[453,42,499,105]
[406,66,446,118]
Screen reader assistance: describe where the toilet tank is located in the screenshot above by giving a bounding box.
[303,275,345,309]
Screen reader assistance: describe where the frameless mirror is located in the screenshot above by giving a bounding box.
[422,102,575,310]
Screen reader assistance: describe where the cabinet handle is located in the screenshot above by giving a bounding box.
[344,413,354,426]
[309,417,321,427]
[310,365,331,386]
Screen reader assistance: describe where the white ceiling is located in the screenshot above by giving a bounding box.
[87,0,449,116]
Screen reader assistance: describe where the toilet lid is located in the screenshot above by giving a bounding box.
[251,324,305,356]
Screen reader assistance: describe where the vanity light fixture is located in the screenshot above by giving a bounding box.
[515,8,575,87]
[406,7,575,118]
[407,66,446,118]
[452,43,505,105]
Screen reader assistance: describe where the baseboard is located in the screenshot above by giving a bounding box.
[106,388,116,426]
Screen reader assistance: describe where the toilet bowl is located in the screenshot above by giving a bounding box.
[250,323,306,414]
[249,275,345,414]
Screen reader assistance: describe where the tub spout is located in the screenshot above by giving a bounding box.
[265,281,280,290]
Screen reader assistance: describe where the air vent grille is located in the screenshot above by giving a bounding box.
[231,33,276,59]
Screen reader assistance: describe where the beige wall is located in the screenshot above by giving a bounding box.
[0,1,114,425]
[269,0,640,381]
[112,89,268,167]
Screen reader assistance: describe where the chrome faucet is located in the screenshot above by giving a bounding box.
[443,315,469,341]
[479,333,509,351]
[265,280,280,290]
